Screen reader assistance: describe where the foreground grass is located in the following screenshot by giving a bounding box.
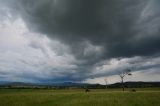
[0,89,160,106]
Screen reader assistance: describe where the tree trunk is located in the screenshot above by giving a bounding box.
[121,77,124,91]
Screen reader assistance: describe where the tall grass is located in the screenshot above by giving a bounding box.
[0,89,160,106]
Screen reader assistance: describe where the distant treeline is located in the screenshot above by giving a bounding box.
[0,82,160,89]
[109,82,160,88]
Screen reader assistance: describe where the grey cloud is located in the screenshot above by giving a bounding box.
[12,0,160,59]
[1,0,160,83]
[90,56,160,79]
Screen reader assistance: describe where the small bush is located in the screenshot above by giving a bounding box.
[85,89,90,92]
[131,89,136,92]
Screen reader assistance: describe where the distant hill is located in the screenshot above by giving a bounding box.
[0,81,160,89]
[0,81,90,88]
[108,82,160,88]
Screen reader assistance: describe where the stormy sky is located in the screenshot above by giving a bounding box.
[0,0,160,84]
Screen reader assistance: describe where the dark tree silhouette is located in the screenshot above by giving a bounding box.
[119,69,132,91]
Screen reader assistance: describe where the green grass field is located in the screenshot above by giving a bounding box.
[0,88,160,106]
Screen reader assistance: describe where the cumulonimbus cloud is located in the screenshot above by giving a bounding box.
[13,0,160,58]
[0,0,160,83]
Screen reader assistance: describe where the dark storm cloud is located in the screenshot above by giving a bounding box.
[1,0,160,82]
[13,0,160,59]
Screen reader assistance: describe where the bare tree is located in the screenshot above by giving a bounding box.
[119,69,132,91]
[104,78,108,89]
